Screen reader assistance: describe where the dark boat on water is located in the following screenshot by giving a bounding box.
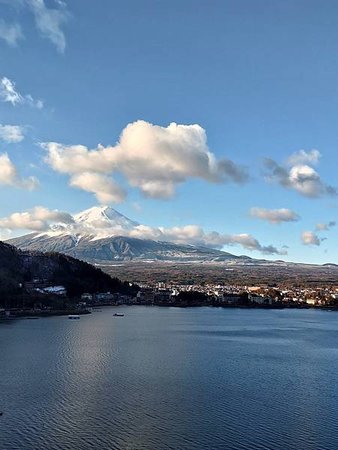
[113,313,124,317]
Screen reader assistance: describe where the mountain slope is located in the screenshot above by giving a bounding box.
[7,206,336,272]
[8,233,244,264]
[7,205,251,264]
[0,240,135,307]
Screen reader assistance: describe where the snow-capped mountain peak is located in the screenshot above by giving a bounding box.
[6,205,287,265]
[31,206,140,241]
[73,205,139,230]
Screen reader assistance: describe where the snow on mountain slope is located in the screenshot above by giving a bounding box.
[5,206,333,268]
[6,206,294,266]
[34,206,139,241]
[74,206,139,230]
[8,232,243,264]
[7,206,247,264]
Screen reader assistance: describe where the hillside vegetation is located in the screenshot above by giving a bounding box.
[0,241,136,308]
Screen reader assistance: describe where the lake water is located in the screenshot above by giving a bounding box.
[1,307,338,450]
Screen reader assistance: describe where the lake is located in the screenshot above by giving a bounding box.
[1,306,338,449]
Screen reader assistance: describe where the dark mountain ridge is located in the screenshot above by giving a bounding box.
[0,241,135,308]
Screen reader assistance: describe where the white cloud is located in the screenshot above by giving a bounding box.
[0,77,22,105]
[287,149,321,166]
[0,76,43,108]
[27,0,69,53]
[301,231,320,246]
[301,221,335,246]
[250,207,300,224]
[0,20,23,46]
[43,120,249,203]
[0,206,73,231]
[0,153,39,190]
[70,172,127,204]
[264,150,336,198]
[0,124,24,143]
[153,227,286,255]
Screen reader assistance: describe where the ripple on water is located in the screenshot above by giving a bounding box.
[1,307,338,450]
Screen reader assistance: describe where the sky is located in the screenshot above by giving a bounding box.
[0,0,337,263]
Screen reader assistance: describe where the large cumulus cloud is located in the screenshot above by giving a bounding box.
[43,120,249,203]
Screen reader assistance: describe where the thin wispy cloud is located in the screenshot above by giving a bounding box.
[0,76,43,108]
[0,0,69,52]
[287,149,321,166]
[0,77,22,105]
[0,124,25,143]
[0,20,23,46]
[27,0,69,53]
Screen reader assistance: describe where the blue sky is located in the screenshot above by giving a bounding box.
[0,0,337,263]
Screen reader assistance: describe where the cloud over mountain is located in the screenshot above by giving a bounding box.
[70,172,127,204]
[0,206,74,231]
[128,224,285,255]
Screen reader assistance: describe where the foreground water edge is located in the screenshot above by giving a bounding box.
[1,306,338,450]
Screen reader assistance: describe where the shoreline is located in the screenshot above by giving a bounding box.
[1,303,337,321]
[0,309,91,320]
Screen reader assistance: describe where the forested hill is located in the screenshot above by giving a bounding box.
[0,241,136,306]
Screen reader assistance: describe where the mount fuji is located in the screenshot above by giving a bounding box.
[7,205,254,265]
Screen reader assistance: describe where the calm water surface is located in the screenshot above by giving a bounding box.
[1,307,338,450]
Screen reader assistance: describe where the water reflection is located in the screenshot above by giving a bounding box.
[1,307,338,449]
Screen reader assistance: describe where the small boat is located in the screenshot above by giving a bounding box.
[113,313,124,317]
[68,315,80,320]
[0,412,3,416]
